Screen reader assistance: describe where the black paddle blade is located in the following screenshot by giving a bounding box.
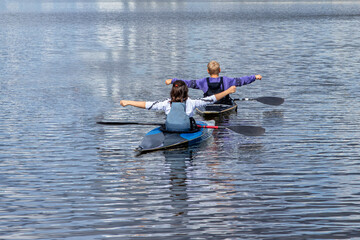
[226,125,265,136]
[255,97,284,106]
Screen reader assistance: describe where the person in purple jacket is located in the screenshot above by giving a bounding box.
[165,60,262,105]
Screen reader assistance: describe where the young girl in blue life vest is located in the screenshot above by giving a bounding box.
[165,60,261,105]
[120,80,236,132]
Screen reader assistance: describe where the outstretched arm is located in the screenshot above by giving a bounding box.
[214,86,236,101]
[165,78,199,89]
[165,79,172,85]
[120,100,146,109]
[191,86,237,108]
[234,75,261,86]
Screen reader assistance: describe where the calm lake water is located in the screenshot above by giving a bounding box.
[1,0,360,239]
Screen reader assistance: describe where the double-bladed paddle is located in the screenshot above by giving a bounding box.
[97,121,162,126]
[97,121,265,136]
[197,125,265,136]
[233,96,284,106]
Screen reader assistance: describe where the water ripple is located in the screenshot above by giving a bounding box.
[2,1,360,239]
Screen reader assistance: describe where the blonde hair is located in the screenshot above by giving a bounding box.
[207,61,220,75]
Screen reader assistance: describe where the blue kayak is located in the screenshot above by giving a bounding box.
[135,121,213,154]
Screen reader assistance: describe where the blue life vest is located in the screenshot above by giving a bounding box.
[165,102,191,132]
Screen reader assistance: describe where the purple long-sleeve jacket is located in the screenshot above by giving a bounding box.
[171,75,256,94]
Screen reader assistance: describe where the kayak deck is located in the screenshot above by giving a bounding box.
[196,103,237,116]
[135,121,213,154]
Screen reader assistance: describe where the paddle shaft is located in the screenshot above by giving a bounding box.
[197,125,222,130]
[97,121,162,126]
[98,122,265,136]
[197,124,265,136]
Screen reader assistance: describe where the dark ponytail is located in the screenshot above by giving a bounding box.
[170,80,188,103]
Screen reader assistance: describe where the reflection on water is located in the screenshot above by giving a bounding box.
[1,0,360,239]
[164,149,192,218]
[262,109,285,127]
